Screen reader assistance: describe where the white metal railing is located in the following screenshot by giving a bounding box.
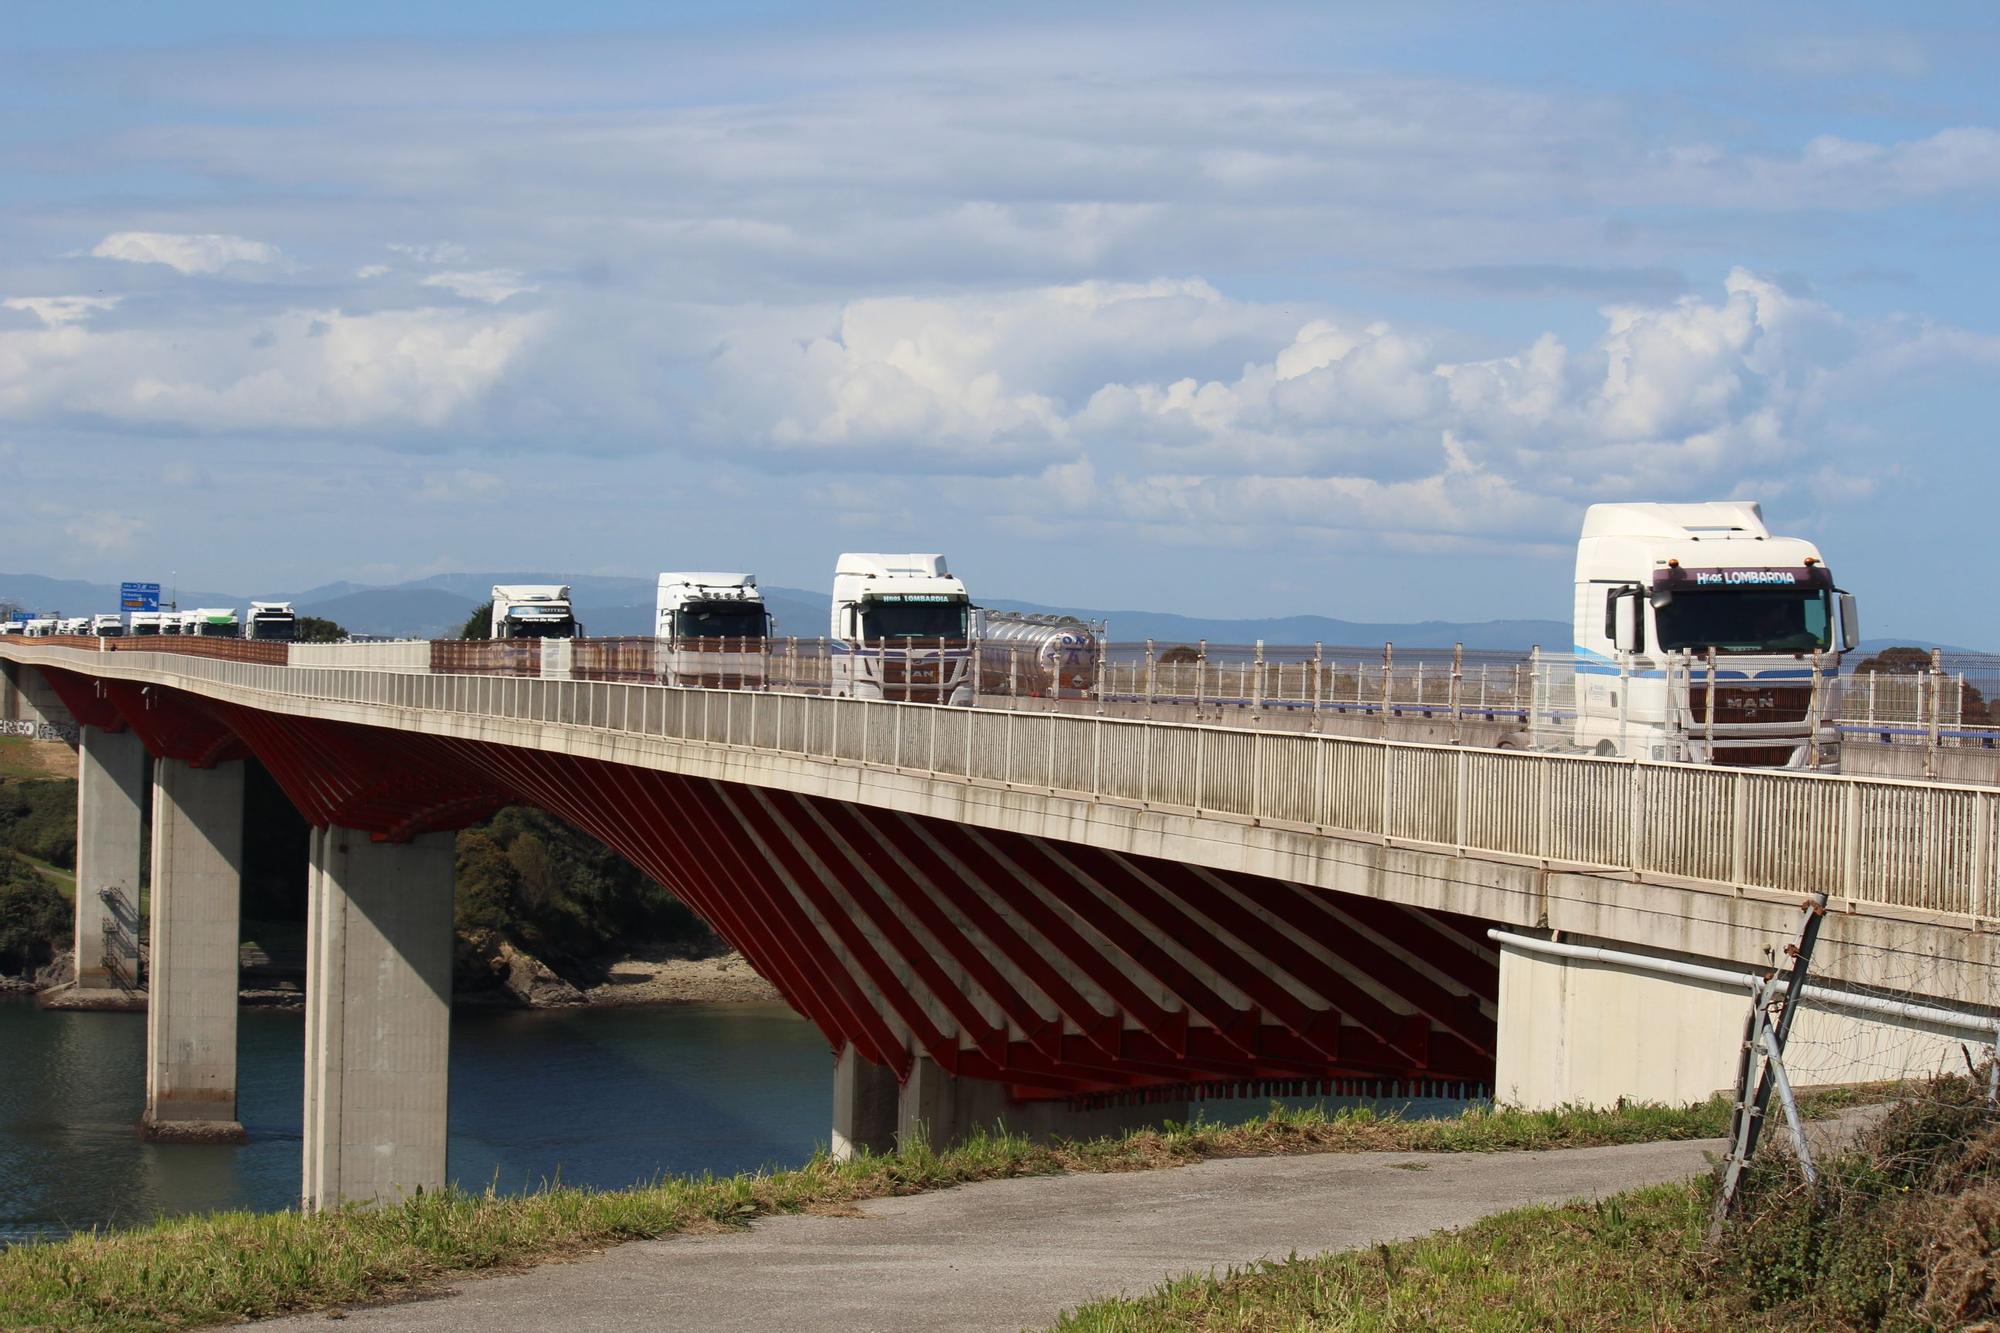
[6,639,1997,925]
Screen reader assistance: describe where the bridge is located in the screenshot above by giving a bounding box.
[5,634,1999,1212]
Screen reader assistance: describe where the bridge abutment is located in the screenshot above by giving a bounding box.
[142,758,246,1143]
[302,827,455,1211]
[74,725,147,992]
[895,1056,1190,1150]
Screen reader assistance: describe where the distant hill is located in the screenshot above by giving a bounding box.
[982,599,1570,651]
[0,573,245,617]
[296,588,480,640]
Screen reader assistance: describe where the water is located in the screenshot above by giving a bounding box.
[0,999,1473,1246]
[0,1000,832,1245]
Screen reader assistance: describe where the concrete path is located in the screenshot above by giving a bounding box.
[258,1136,1731,1333]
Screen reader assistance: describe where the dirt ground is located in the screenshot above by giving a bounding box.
[0,736,77,781]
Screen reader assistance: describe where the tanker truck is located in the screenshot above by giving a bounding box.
[655,573,770,687]
[1572,501,1858,768]
[830,553,975,705]
[976,610,1103,699]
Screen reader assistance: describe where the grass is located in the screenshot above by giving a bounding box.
[0,1096,1788,1332]
[0,738,75,782]
[1053,1178,1748,1332]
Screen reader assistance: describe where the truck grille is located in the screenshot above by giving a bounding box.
[1686,684,1814,725]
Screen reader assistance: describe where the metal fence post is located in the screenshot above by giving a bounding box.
[1526,646,1543,750]
[1311,641,1324,733]
[1195,639,1207,717]
[1449,642,1463,744]
[1380,642,1394,738]
[1144,639,1156,721]
[1252,639,1265,727]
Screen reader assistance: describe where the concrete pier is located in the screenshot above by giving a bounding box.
[74,726,148,992]
[303,828,455,1210]
[143,758,245,1143]
[830,1043,901,1159]
[895,1057,1189,1150]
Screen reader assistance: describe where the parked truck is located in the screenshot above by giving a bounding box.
[976,610,1102,698]
[830,553,975,705]
[490,585,579,640]
[655,573,770,687]
[1572,501,1857,768]
[127,611,167,636]
[89,614,124,638]
[245,601,299,642]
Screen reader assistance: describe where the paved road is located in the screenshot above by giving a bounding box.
[259,1136,1731,1332]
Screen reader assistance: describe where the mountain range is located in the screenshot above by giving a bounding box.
[0,571,1980,655]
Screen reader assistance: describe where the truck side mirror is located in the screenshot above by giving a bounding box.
[1612,591,1642,653]
[1839,592,1860,652]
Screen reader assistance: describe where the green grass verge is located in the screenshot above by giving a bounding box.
[0,1097,1779,1332]
[1053,1178,1752,1332]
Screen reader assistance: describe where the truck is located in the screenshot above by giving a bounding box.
[179,608,240,638]
[655,573,770,687]
[22,618,57,638]
[490,585,579,640]
[976,610,1102,698]
[1573,501,1857,768]
[830,553,975,706]
[89,614,124,638]
[55,617,89,636]
[245,601,299,642]
[127,611,168,636]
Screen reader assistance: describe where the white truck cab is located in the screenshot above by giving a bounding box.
[245,601,299,642]
[490,585,579,640]
[655,573,769,687]
[830,553,975,705]
[23,618,57,638]
[1574,501,1857,768]
[127,611,168,636]
[181,608,240,638]
[90,614,124,638]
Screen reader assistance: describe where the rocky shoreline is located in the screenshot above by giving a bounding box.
[8,944,782,1012]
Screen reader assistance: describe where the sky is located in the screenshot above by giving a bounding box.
[2,2,1997,640]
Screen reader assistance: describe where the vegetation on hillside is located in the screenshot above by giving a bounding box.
[0,1097,1776,1332]
[455,806,712,969]
[0,849,66,976]
[295,616,347,643]
[0,776,76,871]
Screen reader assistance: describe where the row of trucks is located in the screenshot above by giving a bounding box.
[1,602,301,641]
[492,506,1861,770]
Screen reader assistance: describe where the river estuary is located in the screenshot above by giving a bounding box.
[0,1000,831,1245]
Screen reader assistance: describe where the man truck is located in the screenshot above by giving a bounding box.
[490,585,580,640]
[830,553,975,705]
[1573,501,1858,768]
[655,573,770,687]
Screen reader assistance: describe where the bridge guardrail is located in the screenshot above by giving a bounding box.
[5,639,1995,925]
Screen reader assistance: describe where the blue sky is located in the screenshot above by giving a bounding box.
[3,2,1997,640]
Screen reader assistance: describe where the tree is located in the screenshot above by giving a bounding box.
[1853,646,1934,676]
[296,616,347,643]
[0,851,65,976]
[1159,645,1201,664]
[460,601,493,640]
[1853,645,1991,725]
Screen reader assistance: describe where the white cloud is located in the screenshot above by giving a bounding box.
[0,305,544,432]
[63,512,145,553]
[420,269,537,303]
[390,242,470,265]
[354,264,391,279]
[3,295,120,327]
[90,231,282,274]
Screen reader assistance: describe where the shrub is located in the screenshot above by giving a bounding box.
[0,850,66,975]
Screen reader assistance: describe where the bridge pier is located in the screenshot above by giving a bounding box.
[302,827,455,1210]
[830,1043,900,1159]
[142,758,246,1143]
[74,725,147,992]
[896,1057,1190,1150]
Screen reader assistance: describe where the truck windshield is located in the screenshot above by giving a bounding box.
[675,603,767,640]
[505,613,575,640]
[197,622,238,638]
[250,618,297,641]
[1654,589,1831,654]
[860,597,968,640]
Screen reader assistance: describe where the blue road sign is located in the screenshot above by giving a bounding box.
[120,582,161,612]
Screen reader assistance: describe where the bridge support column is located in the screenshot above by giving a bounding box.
[896,1056,1190,1150]
[74,726,147,992]
[830,1043,899,1160]
[303,827,455,1210]
[142,758,245,1143]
